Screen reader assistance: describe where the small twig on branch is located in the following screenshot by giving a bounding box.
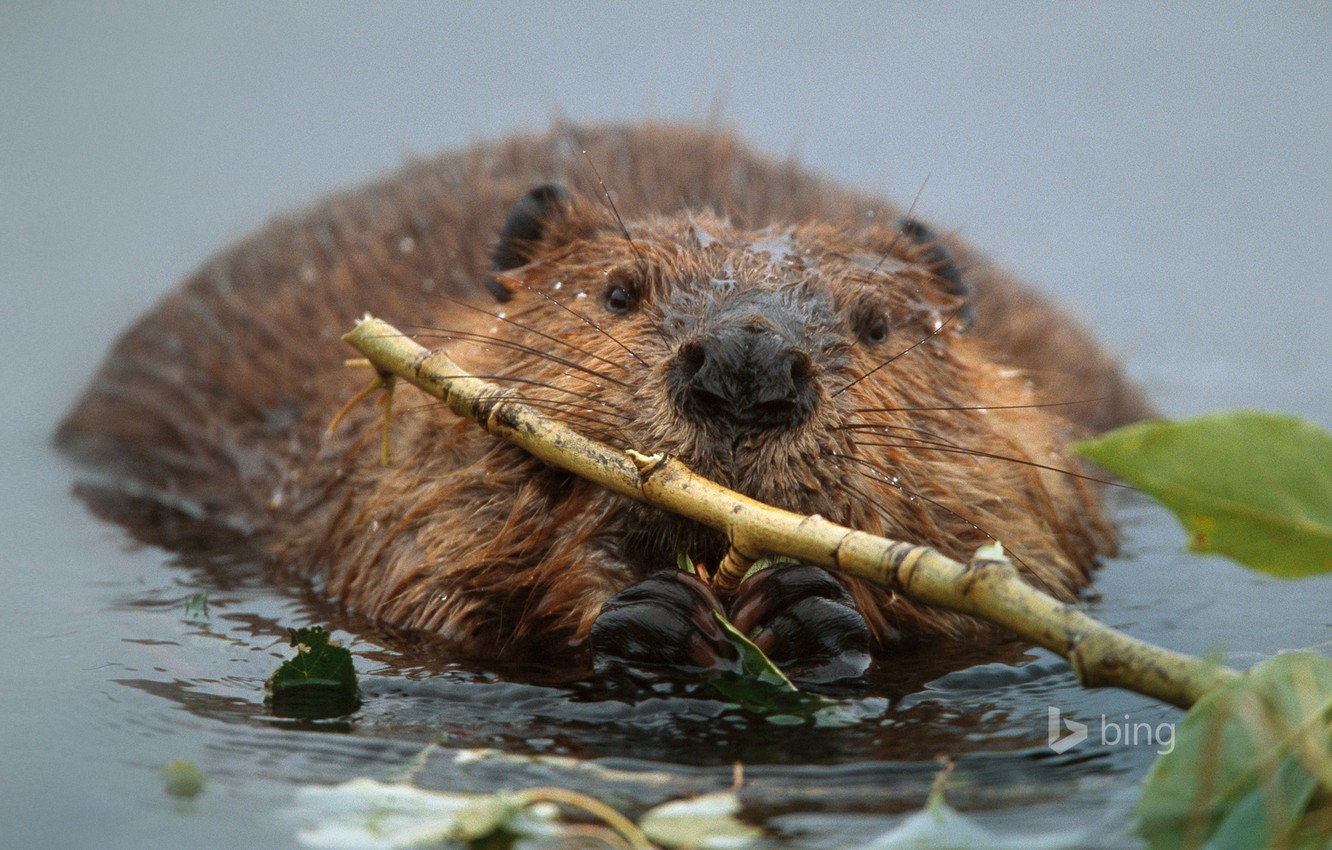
[342,316,1238,709]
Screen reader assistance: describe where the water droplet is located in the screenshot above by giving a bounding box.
[398,236,415,254]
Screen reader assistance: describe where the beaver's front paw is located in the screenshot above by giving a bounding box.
[727,563,871,685]
[589,570,739,676]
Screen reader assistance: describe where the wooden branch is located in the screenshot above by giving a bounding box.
[343,316,1238,709]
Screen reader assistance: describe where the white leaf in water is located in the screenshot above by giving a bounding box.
[450,747,676,785]
[639,791,762,849]
[857,789,1083,850]
[289,778,558,850]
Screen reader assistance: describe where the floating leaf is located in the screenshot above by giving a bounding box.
[162,758,205,799]
[289,779,558,849]
[858,768,1084,849]
[640,791,762,849]
[265,626,360,719]
[1074,412,1332,577]
[182,592,209,619]
[1137,652,1332,849]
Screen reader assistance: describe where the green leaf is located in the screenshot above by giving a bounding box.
[1136,652,1332,850]
[162,758,205,799]
[715,612,798,690]
[182,592,209,619]
[265,626,360,719]
[639,791,762,849]
[1073,412,1332,577]
[706,611,841,721]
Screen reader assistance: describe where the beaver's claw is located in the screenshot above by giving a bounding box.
[590,564,870,685]
[726,563,871,684]
[589,570,739,676]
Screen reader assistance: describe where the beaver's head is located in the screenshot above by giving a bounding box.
[471,183,1069,576]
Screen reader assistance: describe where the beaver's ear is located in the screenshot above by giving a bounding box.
[898,218,974,329]
[487,183,574,302]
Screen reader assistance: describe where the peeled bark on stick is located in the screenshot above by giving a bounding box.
[344,316,1237,709]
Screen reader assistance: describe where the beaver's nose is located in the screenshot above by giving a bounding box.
[676,320,815,429]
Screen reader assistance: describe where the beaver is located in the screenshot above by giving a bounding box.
[57,122,1151,684]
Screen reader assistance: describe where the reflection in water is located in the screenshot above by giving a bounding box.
[81,479,1162,847]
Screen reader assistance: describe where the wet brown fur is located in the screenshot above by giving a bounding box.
[57,123,1152,664]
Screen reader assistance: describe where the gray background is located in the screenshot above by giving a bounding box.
[1,3,1328,847]
[7,2,1330,426]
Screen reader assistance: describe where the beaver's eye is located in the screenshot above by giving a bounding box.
[603,284,633,314]
[857,313,890,346]
[600,265,645,315]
